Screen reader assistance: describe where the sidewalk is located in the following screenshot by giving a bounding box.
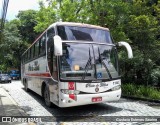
[0,87,60,125]
[0,87,27,116]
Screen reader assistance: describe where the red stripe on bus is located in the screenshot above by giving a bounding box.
[26,73,51,77]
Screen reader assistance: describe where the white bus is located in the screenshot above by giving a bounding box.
[21,22,133,107]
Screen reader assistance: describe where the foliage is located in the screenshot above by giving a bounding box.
[58,0,87,23]
[34,1,58,32]
[118,0,160,85]
[0,0,159,86]
[122,83,160,100]
[17,10,39,43]
[0,20,28,71]
[150,67,160,86]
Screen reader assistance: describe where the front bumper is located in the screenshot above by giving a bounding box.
[59,89,121,107]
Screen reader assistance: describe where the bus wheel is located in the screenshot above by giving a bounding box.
[24,80,29,92]
[44,86,52,107]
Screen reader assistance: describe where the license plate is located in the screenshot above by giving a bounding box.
[92,97,102,102]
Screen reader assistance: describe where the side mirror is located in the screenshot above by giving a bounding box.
[54,35,63,56]
[118,41,133,59]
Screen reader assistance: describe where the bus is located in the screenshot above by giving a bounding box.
[21,22,133,107]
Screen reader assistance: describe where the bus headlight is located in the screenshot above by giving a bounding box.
[61,89,80,95]
[111,85,121,91]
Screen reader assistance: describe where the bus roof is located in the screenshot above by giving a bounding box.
[48,22,109,31]
[22,22,109,56]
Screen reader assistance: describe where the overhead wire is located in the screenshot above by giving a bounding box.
[0,0,4,32]
[0,0,9,32]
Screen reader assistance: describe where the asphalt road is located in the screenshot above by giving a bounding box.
[0,80,160,125]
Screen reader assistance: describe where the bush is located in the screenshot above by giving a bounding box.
[150,68,160,86]
[122,83,160,100]
[122,83,137,95]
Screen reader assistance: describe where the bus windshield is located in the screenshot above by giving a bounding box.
[57,26,112,44]
[60,43,119,81]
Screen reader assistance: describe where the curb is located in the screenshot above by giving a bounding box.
[0,87,28,116]
[122,95,160,103]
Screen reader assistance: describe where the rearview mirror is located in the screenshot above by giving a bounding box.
[54,35,63,56]
[118,41,133,59]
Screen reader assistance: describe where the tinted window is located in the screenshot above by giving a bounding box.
[60,43,119,80]
[47,28,55,38]
[35,41,39,57]
[31,45,35,58]
[39,33,46,55]
[57,26,112,43]
[28,49,31,60]
[26,52,28,61]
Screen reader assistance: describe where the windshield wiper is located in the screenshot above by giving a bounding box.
[81,48,92,81]
[98,47,112,80]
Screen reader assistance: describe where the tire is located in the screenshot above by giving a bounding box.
[44,85,52,107]
[24,80,29,92]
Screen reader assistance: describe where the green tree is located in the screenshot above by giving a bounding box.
[17,10,39,43]
[120,0,160,85]
[34,1,58,32]
[34,0,160,85]
[0,20,28,71]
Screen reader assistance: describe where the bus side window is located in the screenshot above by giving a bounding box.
[57,26,67,40]
[47,28,55,56]
[26,51,28,62]
[35,41,39,57]
[39,33,46,56]
[47,28,55,38]
[31,45,35,59]
[29,49,32,60]
[47,28,57,80]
